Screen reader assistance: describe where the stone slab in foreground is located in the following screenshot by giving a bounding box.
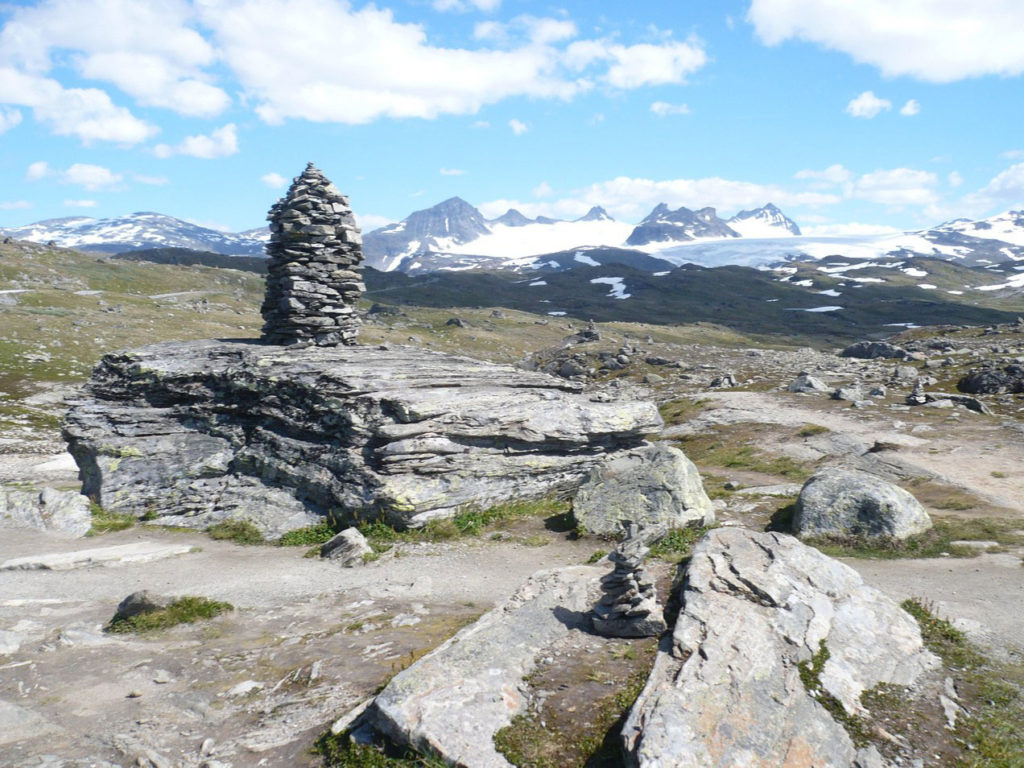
[623,528,937,767]
[0,541,196,571]
[63,340,661,534]
[364,565,603,767]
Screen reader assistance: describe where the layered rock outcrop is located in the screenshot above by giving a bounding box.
[63,340,661,534]
[260,163,364,345]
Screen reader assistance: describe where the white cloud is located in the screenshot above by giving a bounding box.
[63,199,97,208]
[472,120,490,128]
[749,0,1024,82]
[852,168,938,206]
[0,200,32,210]
[1001,149,1024,161]
[794,164,853,185]
[355,213,394,231]
[26,161,50,181]
[434,0,501,12]
[509,118,528,135]
[969,162,1024,204]
[899,99,920,116]
[440,167,466,176]
[0,0,229,118]
[566,38,707,89]
[801,222,904,236]
[155,123,238,159]
[475,16,577,45]
[650,101,690,116]
[261,172,288,188]
[948,171,964,188]
[64,163,123,190]
[845,91,891,119]
[0,67,157,144]
[532,181,553,197]
[0,107,22,133]
[133,173,168,185]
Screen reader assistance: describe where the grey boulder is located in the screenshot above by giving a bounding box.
[572,443,714,536]
[321,528,372,565]
[839,341,907,360]
[794,469,932,540]
[788,373,829,393]
[623,528,937,767]
[0,485,92,537]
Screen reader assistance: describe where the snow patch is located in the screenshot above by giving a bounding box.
[590,277,631,300]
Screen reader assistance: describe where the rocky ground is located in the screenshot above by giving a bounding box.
[2,296,1024,766]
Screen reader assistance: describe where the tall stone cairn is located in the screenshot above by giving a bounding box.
[592,521,667,638]
[261,163,365,346]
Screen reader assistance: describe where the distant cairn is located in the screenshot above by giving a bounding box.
[260,163,365,346]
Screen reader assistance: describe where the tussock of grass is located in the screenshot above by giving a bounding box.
[649,525,713,563]
[802,517,1024,560]
[658,397,710,426]
[105,596,233,634]
[674,428,813,481]
[277,520,337,547]
[797,423,830,438]
[206,519,264,545]
[314,733,446,767]
[86,502,135,536]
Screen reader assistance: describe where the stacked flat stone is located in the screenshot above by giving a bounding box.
[592,521,667,638]
[261,163,364,346]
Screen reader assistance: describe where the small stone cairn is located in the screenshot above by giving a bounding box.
[261,163,365,346]
[592,521,667,638]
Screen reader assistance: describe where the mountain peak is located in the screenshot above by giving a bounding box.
[575,206,613,222]
[491,209,533,227]
[727,204,800,237]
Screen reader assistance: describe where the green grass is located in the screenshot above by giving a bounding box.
[86,502,135,535]
[649,525,713,563]
[314,733,447,767]
[801,516,1024,560]
[206,519,264,545]
[797,423,831,438]
[674,428,814,482]
[587,549,608,564]
[902,599,1024,767]
[277,520,337,547]
[658,397,709,426]
[796,640,872,747]
[105,595,233,634]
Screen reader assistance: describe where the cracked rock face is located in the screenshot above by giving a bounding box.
[261,163,364,346]
[622,528,937,767]
[62,340,662,535]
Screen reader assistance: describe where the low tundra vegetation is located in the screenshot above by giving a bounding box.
[105,596,234,634]
[86,501,135,536]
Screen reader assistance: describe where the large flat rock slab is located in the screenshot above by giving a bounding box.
[364,565,603,767]
[63,340,661,533]
[623,528,937,767]
[0,541,195,571]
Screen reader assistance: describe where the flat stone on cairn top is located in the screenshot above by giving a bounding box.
[260,162,365,346]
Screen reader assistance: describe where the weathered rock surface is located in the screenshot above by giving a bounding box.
[0,541,195,571]
[321,527,373,565]
[623,528,937,767]
[840,341,907,360]
[260,163,364,346]
[788,372,829,393]
[362,565,602,767]
[0,485,92,537]
[63,340,662,534]
[957,363,1024,394]
[572,444,713,536]
[794,469,932,540]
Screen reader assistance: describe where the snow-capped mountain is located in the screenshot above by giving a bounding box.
[726,203,801,237]
[362,197,490,271]
[624,204,740,246]
[0,212,267,255]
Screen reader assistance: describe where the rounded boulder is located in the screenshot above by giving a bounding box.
[572,443,714,536]
[794,469,932,540]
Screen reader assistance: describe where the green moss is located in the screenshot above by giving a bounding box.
[314,733,446,766]
[797,423,830,437]
[277,520,337,547]
[658,397,710,426]
[650,525,713,563]
[105,595,233,634]
[901,599,983,670]
[206,519,264,545]
[797,640,872,746]
[586,549,608,564]
[86,501,135,535]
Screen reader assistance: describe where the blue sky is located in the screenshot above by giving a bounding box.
[2,0,1024,235]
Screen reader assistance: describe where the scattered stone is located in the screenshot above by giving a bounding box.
[622,528,937,767]
[832,385,864,401]
[63,341,661,532]
[788,372,829,393]
[907,379,928,405]
[320,528,373,566]
[260,163,364,346]
[572,443,714,536]
[957,363,1024,395]
[226,680,263,697]
[490,310,506,319]
[592,522,666,638]
[891,365,919,382]
[361,565,601,766]
[840,341,907,359]
[709,372,737,388]
[445,317,466,328]
[794,468,932,541]
[0,485,92,537]
[0,542,195,571]
[644,356,674,366]
[869,385,887,397]
[112,591,173,624]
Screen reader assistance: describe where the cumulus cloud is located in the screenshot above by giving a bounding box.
[154,123,238,159]
[845,91,891,119]
[900,99,920,116]
[64,163,123,189]
[133,173,168,185]
[565,38,707,89]
[852,168,938,206]
[794,164,853,186]
[440,167,466,176]
[532,181,553,197]
[261,172,288,188]
[948,171,964,188]
[474,16,577,45]
[26,161,50,181]
[0,0,229,117]
[509,118,528,135]
[434,0,500,12]
[650,101,690,116]
[355,212,394,231]
[0,200,32,210]
[0,67,157,144]
[968,162,1024,205]
[0,107,22,133]
[748,0,1024,82]
[63,199,98,208]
